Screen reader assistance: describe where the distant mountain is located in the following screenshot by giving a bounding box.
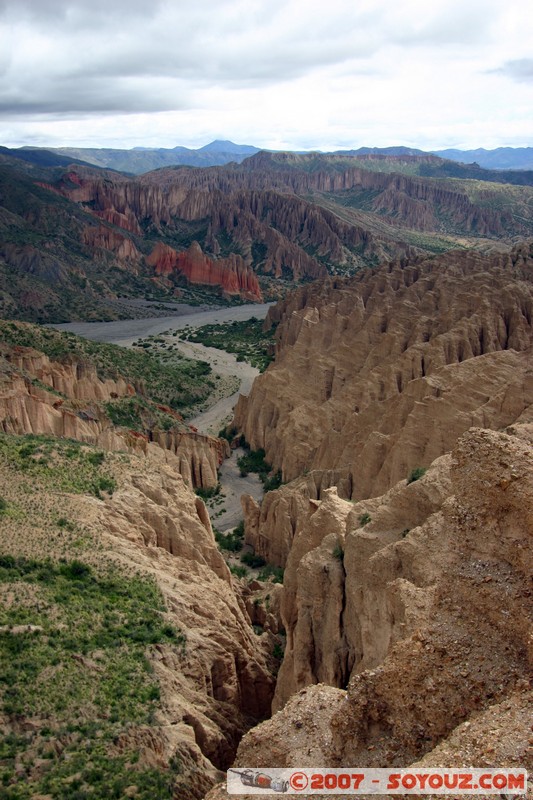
[197,139,259,155]
[432,146,533,171]
[0,146,96,170]
[46,140,261,174]
[334,146,427,157]
[13,140,533,175]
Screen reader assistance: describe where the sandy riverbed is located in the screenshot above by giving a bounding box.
[54,303,271,528]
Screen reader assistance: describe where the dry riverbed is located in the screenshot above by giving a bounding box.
[54,303,271,531]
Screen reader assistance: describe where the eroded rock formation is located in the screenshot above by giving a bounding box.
[99,462,275,786]
[147,241,262,301]
[203,243,533,797]
[203,424,532,797]
[234,244,533,494]
[0,343,227,489]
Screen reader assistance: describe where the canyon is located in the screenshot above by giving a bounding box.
[1,152,533,797]
[201,243,533,797]
[3,149,533,322]
[0,325,229,489]
[205,423,532,799]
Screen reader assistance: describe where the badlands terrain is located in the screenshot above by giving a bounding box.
[0,146,532,799]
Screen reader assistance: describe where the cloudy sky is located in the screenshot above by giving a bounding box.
[0,0,532,151]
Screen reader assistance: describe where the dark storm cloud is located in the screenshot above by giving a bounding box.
[0,0,384,118]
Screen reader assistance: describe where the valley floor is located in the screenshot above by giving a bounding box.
[53,302,272,530]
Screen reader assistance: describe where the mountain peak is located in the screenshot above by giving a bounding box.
[198,140,259,154]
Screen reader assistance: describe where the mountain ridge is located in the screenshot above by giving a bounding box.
[7,140,532,175]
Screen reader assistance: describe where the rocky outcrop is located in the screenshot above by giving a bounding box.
[0,345,228,489]
[82,224,141,265]
[241,467,353,567]
[147,241,262,301]
[204,424,532,794]
[98,461,276,795]
[234,245,533,495]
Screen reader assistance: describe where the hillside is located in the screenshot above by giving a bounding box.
[0,319,229,489]
[0,435,279,799]
[42,140,261,174]
[2,150,533,322]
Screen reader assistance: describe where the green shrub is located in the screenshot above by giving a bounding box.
[407,467,427,484]
[272,642,284,660]
[229,564,248,578]
[195,484,221,500]
[257,564,284,584]
[333,544,344,560]
[263,471,283,492]
[214,524,244,552]
[241,552,267,569]
[0,497,7,515]
[359,512,371,526]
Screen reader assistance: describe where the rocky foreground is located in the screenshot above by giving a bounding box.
[1,244,532,799]
[209,244,533,797]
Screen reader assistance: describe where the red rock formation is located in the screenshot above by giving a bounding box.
[93,207,142,235]
[146,241,263,301]
[82,225,141,265]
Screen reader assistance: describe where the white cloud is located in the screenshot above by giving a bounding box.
[0,0,532,149]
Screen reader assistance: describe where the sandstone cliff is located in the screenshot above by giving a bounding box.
[204,424,532,798]
[147,241,262,301]
[100,462,275,783]
[0,343,227,489]
[234,244,533,495]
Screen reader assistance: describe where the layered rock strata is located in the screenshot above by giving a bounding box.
[203,424,533,798]
[234,244,533,495]
[147,241,262,301]
[0,345,227,488]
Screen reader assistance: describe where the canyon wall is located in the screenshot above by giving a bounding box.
[147,241,262,301]
[234,244,533,496]
[0,345,227,489]
[204,423,532,798]
[99,460,275,795]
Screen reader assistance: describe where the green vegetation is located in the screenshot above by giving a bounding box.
[182,317,276,372]
[333,544,344,561]
[214,521,244,552]
[229,563,248,578]
[358,512,372,526]
[0,319,215,414]
[407,466,427,484]
[257,564,284,584]
[0,496,7,515]
[0,556,185,798]
[0,434,116,498]
[104,396,178,432]
[195,483,222,501]
[272,642,284,660]
[236,442,283,493]
[241,551,267,569]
